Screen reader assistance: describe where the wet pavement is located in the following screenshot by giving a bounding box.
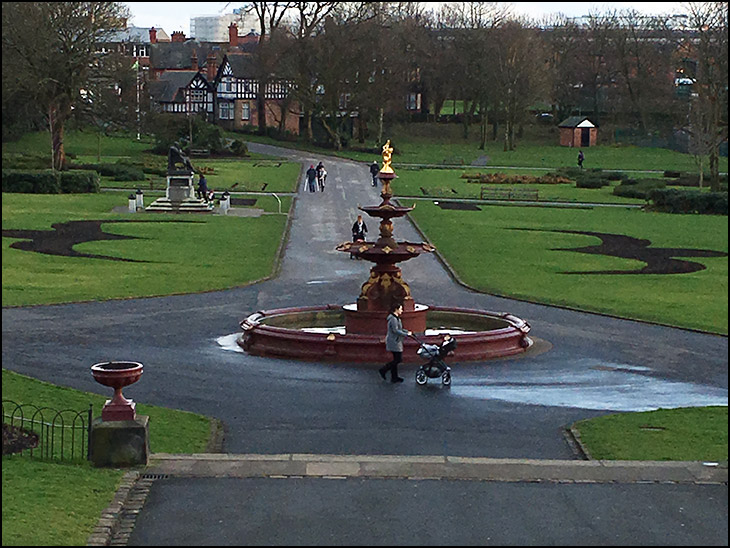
[2,142,727,545]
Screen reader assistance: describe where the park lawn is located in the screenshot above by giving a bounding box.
[392,168,646,204]
[239,122,728,173]
[2,129,153,158]
[408,202,728,334]
[2,192,288,307]
[87,158,303,193]
[573,406,728,461]
[2,369,212,546]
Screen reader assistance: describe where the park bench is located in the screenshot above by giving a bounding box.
[189,148,210,158]
[480,186,539,201]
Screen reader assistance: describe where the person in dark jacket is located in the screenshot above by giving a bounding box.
[350,214,368,259]
[378,303,412,383]
[369,161,380,187]
[306,165,317,192]
[577,150,584,169]
[197,174,208,201]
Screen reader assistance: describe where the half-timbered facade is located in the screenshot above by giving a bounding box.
[214,54,299,133]
[148,71,215,118]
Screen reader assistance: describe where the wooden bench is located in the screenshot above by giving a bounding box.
[480,186,538,201]
[189,148,211,158]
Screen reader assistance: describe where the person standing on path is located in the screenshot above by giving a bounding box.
[350,214,368,259]
[306,164,318,192]
[316,161,327,191]
[370,161,380,187]
[379,303,412,383]
[577,150,584,169]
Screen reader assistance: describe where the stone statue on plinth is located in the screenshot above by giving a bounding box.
[167,143,195,174]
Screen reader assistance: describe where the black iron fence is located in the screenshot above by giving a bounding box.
[2,400,92,462]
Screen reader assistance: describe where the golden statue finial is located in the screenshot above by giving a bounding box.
[380,139,394,174]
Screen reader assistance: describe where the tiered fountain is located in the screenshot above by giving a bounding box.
[239,141,532,363]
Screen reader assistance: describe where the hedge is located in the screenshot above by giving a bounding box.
[613,178,666,199]
[648,188,728,215]
[2,169,100,194]
[75,163,146,181]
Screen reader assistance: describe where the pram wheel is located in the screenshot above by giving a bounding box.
[441,371,451,386]
[415,368,428,385]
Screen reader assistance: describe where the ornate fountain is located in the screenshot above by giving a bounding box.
[335,140,434,335]
[239,141,532,363]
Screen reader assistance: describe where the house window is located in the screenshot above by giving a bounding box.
[406,93,421,111]
[241,102,250,121]
[220,102,234,120]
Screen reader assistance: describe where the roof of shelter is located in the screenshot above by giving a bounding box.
[558,116,597,128]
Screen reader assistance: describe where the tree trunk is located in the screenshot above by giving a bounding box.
[304,110,314,143]
[320,116,341,150]
[49,103,66,171]
[479,102,488,150]
[376,107,384,147]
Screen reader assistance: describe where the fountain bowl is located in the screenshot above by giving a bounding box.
[239,304,531,363]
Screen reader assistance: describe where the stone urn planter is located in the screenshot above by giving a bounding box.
[91,361,143,421]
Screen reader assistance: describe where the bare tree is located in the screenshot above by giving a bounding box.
[683,1,728,191]
[239,2,297,134]
[2,2,129,170]
[286,1,337,142]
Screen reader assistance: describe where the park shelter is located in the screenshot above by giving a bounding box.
[558,116,598,147]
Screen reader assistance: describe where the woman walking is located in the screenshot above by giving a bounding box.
[378,303,412,383]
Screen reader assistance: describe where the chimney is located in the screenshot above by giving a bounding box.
[171,31,186,43]
[149,27,157,44]
[206,52,217,81]
[229,23,238,47]
[191,50,198,72]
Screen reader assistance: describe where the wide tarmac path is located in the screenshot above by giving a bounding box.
[2,143,727,545]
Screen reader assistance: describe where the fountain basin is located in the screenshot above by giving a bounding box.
[239,304,531,363]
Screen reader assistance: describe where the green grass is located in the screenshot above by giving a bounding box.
[573,406,728,461]
[2,192,288,306]
[2,129,153,159]
[239,122,729,173]
[89,158,302,193]
[392,168,647,204]
[2,368,212,546]
[409,202,728,334]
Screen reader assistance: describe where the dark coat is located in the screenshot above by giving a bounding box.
[352,220,368,241]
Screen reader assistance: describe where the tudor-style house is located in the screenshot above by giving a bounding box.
[215,53,299,134]
[147,24,300,134]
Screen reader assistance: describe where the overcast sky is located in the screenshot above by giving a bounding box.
[124,2,688,34]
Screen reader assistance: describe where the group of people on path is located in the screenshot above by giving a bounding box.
[306,162,327,192]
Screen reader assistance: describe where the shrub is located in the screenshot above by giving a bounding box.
[228,140,248,157]
[75,163,145,181]
[576,175,609,189]
[59,170,100,193]
[649,188,728,215]
[2,169,61,194]
[664,170,681,178]
[613,178,666,199]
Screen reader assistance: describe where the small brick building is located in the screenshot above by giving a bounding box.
[558,116,598,147]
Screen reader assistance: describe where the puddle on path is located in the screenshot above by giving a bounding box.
[216,337,727,412]
[450,363,728,412]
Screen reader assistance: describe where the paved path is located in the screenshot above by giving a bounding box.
[2,142,727,546]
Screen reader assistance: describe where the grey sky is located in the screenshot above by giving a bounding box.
[124,2,687,34]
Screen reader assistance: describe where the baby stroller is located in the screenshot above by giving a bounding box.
[412,334,457,386]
